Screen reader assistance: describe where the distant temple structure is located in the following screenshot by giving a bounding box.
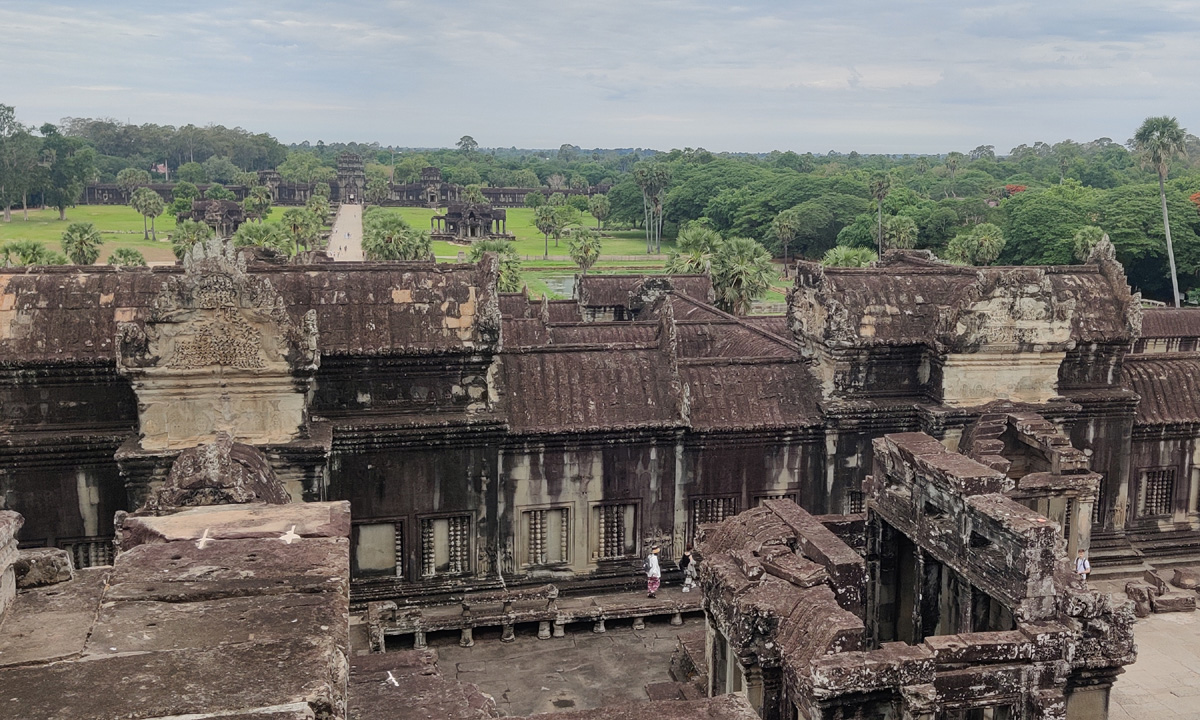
[430,202,513,242]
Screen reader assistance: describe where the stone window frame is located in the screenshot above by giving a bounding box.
[1139,467,1177,518]
[844,489,866,514]
[57,535,116,570]
[519,504,572,568]
[350,517,405,580]
[754,492,798,507]
[416,511,474,578]
[589,500,641,562]
[688,494,740,546]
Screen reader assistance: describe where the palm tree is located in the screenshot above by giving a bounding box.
[1,239,61,267]
[1072,226,1108,263]
[588,194,610,230]
[172,219,214,259]
[945,223,1005,266]
[1133,116,1188,306]
[771,207,803,276]
[362,212,431,261]
[712,237,773,315]
[132,187,165,241]
[243,186,272,223]
[665,223,722,274]
[108,247,147,266]
[883,215,919,250]
[869,172,892,257]
[822,246,878,267]
[281,208,320,255]
[567,228,603,276]
[233,222,291,255]
[468,239,523,291]
[633,161,671,253]
[60,222,103,265]
[533,205,556,259]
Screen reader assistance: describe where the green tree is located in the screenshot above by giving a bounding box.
[364,165,391,204]
[1133,115,1188,306]
[277,153,335,185]
[771,207,802,270]
[243,185,273,223]
[567,227,602,276]
[524,191,545,208]
[533,205,557,259]
[313,182,332,200]
[280,208,322,254]
[233,171,260,188]
[547,192,566,207]
[131,186,165,240]
[39,123,96,220]
[233,222,291,255]
[172,219,214,259]
[362,210,431,261]
[60,222,103,264]
[463,183,486,204]
[115,167,151,196]
[0,106,41,222]
[869,172,892,256]
[588,194,611,229]
[945,223,1005,265]
[567,194,590,212]
[306,194,331,224]
[1072,225,1108,262]
[665,223,723,274]
[883,214,919,250]
[712,237,774,315]
[1,240,66,266]
[633,161,671,253]
[512,169,540,187]
[202,155,240,183]
[822,246,878,267]
[204,183,234,201]
[108,247,146,266]
[176,161,208,183]
[468,239,523,291]
[168,180,200,217]
[456,135,478,155]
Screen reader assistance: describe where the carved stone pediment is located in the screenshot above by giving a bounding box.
[116,238,319,451]
[939,268,1075,354]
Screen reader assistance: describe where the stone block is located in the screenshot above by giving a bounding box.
[1125,581,1154,618]
[0,510,23,620]
[0,568,110,667]
[120,500,350,550]
[13,547,74,588]
[1172,567,1200,590]
[105,536,349,603]
[1151,590,1196,614]
[1144,569,1170,595]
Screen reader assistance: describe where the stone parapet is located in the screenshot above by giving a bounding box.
[0,511,22,621]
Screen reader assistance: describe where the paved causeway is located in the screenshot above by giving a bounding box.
[329,202,363,261]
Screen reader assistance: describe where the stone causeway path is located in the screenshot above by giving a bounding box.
[330,202,363,261]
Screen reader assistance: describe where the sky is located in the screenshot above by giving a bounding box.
[3,0,1200,154]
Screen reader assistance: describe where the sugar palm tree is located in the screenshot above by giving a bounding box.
[131,187,165,241]
[567,227,603,277]
[60,222,103,265]
[2,239,60,267]
[772,207,803,275]
[822,246,877,267]
[468,239,523,291]
[172,219,214,259]
[233,222,292,255]
[869,172,892,257]
[1133,116,1187,306]
[712,237,773,315]
[108,247,146,266]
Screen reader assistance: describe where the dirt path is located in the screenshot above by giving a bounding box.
[329,203,363,261]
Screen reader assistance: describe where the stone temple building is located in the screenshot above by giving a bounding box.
[1,237,1194,718]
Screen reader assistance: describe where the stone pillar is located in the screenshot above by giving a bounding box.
[0,512,22,622]
[412,630,427,650]
[632,616,646,631]
[538,621,551,639]
[501,623,515,643]
[593,617,606,633]
[459,627,474,647]
[671,612,683,626]
[552,618,566,637]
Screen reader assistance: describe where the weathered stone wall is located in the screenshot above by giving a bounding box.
[0,511,20,621]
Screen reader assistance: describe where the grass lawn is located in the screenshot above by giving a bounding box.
[1,205,180,263]
[372,206,673,260]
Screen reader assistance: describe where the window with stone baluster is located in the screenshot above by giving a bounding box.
[418,514,473,577]
[591,503,638,561]
[351,520,403,579]
[689,496,739,545]
[1141,468,1176,518]
[521,507,570,567]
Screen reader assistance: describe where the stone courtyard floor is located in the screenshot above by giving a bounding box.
[430,615,695,717]
[1097,579,1200,719]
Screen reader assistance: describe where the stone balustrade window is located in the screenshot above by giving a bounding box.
[352,521,403,579]
[593,503,637,561]
[522,507,570,566]
[1141,468,1176,517]
[690,496,738,544]
[420,515,472,577]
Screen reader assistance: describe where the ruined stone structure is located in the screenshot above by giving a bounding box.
[431,202,514,242]
[176,197,247,236]
[695,429,1136,719]
[1,240,1198,618]
[336,151,366,204]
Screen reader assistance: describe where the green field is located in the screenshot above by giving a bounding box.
[373,206,673,260]
[0,205,182,263]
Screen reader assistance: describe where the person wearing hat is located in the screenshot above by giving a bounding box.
[645,545,661,598]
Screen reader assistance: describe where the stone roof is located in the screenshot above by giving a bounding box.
[499,346,682,434]
[0,258,502,365]
[1140,308,1200,339]
[576,274,713,308]
[1122,356,1200,425]
[680,359,820,431]
[792,250,1139,351]
[742,315,789,339]
[548,322,660,346]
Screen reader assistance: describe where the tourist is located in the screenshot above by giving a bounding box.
[645,545,661,598]
[1076,548,1091,587]
[680,549,697,592]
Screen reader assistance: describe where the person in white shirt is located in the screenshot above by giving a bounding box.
[1075,548,1091,587]
[645,546,661,598]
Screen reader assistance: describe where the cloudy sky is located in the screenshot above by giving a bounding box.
[2,1,1199,153]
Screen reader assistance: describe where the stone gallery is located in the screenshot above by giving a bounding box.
[0,237,1197,717]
